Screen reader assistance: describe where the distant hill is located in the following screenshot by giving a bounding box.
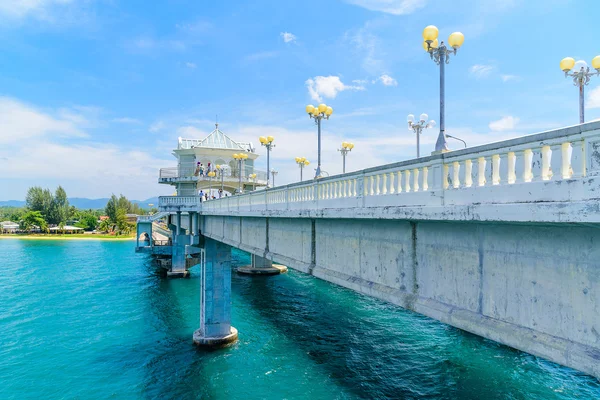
[0,197,160,210]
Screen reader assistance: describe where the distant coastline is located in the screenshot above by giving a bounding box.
[0,234,134,241]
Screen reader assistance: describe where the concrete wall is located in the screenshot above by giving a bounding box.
[200,214,600,379]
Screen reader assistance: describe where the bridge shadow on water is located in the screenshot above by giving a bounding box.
[230,251,600,400]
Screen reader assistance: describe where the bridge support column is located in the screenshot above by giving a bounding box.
[193,238,238,346]
[237,254,287,275]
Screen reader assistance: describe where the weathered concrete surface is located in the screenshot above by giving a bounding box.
[236,254,288,275]
[200,215,600,379]
[194,239,237,346]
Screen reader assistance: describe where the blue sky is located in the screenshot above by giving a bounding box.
[1,0,599,201]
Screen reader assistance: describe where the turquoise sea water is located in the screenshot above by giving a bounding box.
[1,239,599,400]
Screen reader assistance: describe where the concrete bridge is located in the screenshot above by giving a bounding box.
[138,122,600,379]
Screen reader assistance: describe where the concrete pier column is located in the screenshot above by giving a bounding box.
[193,239,238,346]
[176,212,182,237]
[188,212,194,235]
[236,253,287,275]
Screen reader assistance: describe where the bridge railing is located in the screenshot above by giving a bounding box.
[159,164,268,184]
[199,122,600,213]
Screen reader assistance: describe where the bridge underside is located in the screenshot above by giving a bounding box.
[199,214,600,379]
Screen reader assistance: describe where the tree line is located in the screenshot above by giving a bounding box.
[0,187,155,235]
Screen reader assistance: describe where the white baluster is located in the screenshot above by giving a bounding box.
[480,156,491,186]
[397,171,403,193]
[442,164,449,189]
[413,168,420,192]
[463,160,472,188]
[550,143,565,181]
[382,174,388,195]
[498,153,509,185]
[543,146,552,180]
[531,147,543,182]
[422,167,429,191]
[389,172,395,194]
[404,170,411,192]
[571,140,585,178]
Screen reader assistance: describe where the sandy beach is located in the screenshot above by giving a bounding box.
[0,235,135,241]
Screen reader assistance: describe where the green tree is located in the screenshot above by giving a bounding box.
[75,213,98,231]
[20,211,48,233]
[98,219,111,233]
[47,186,69,225]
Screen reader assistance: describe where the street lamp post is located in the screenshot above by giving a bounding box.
[215,164,228,191]
[271,169,278,187]
[232,153,248,194]
[207,171,216,199]
[422,25,465,153]
[407,113,436,158]
[249,173,257,191]
[295,157,310,181]
[560,56,600,123]
[338,142,354,173]
[305,104,333,178]
[259,136,275,188]
[446,134,467,148]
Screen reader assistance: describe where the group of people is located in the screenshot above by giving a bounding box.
[198,189,227,202]
[194,162,218,177]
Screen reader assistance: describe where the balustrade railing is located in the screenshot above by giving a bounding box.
[159,164,268,183]
[195,123,600,213]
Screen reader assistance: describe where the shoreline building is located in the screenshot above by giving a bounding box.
[136,123,268,276]
[158,123,267,196]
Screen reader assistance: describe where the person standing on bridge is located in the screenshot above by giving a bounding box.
[199,189,204,201]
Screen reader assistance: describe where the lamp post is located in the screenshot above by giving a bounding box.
[215,164,228,191]
[232,153,248,194]
[271,169,278,187]
[446,134,467,148]
[249,173,257,191]
[407,113,436,158]
[560,56,600,123]
[295,157,310,181]
[305,104,333,178]
[207,171,216,199]
[259,136,275,188]
[338,142,354,173]
[422,25,465,153]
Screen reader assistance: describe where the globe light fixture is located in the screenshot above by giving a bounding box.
[259,135,275,188]
[305,103,333,178]
[338,141,355,173]
[295,157,310,181]
[407,113,436,158]
[422,25,465,153]
[560,56,600,123]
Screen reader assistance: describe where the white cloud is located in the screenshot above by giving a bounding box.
[0,0,74,19]
[375,74,398,86]
[348,24,384,75]
[0,97,87,144]
[306,76,365,102]
[0,96,174,200]
[280,32,296,43]
[149,121,166,132]
[113,117,142,124]
[185,62,197,69]
[489,116,520,132]
[344,0,426,15]
[501,74,518,82]
[469,64,494,79]
[176,126,208,138]
[587,86,600,109]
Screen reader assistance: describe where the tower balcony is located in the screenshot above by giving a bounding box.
[158,165,269,188]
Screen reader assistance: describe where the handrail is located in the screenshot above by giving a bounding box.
[194,121,600,213]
